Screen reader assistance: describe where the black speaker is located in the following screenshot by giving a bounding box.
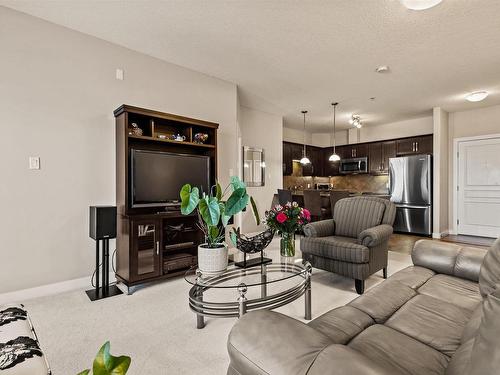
[89,206,117,240]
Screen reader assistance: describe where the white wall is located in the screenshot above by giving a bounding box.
[358,116,433,143]
[238,106,282,233]
[448,104,500,233]
[0,7,239,293]
[433,108,449,238]
[283,126,312,144]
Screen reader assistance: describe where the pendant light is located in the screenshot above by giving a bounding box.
[299,110,311,165]
[329,102,341,162]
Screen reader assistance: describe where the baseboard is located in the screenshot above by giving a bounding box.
[0,273,116,305]
[432,230,449,239]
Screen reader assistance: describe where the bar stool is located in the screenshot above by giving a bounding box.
[330,191,350,218]
[303,190,327,222]
[277,189,293,206]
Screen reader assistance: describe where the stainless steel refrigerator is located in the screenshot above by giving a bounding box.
[389,154,432,236]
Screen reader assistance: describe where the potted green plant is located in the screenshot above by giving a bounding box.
[180,176,259,274]
[78,341,130,375]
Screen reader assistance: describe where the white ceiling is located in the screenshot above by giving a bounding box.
[3,0,500,132]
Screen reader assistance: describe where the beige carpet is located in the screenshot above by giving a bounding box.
[22,239,412,374]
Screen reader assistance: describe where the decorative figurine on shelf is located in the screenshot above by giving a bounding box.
[265,202,311,257]
[157,133,167,139]
[193,133,209,144]
[129,123,143,136]
[230,227,275,268]
[172,134,186,142]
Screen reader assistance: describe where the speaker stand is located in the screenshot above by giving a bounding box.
[86,238,123,301]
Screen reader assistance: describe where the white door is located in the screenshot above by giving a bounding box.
[457,137,500,238]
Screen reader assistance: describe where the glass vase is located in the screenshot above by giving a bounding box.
[280,232,295,257]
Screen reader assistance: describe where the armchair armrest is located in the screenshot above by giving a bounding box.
[358,224,393,247]
[303,219,335,238]
[227,310,332,375]
[412,240,487,282]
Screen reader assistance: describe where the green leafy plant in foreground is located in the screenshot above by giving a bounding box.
[77,341,131,375]
[180,176,260,248]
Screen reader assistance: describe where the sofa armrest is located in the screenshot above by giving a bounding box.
[412,240,487,282]
[303,219,335,238]
[358,224,393,247]
[227,310,332,375]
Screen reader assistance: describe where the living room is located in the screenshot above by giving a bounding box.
[0,1,499,374]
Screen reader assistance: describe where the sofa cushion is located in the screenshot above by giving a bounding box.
[388,266,435,289]
[300,236,369,263]
[478,238,500,297]
[307,306,374,344]
[418,274,481,312]
[348,280,417,324]
[467,287,500,375]
[385,294,470,357]
[461,305,482,344]
[445,338,474,375]
[348,324,450,375]
[334,198,385,238]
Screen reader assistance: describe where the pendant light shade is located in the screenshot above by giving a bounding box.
[329,102,340,162]
[300,110,311,165]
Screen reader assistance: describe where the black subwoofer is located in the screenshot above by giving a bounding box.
[89,206,117,240]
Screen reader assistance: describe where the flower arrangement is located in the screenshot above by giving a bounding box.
[265,201,311,235]
[265,202,310,257]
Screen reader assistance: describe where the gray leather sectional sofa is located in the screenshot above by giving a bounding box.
[227,239,500,375]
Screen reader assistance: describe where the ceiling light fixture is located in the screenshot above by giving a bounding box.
[329,102,341,162]
[375,66,390,73]
[351,115,362,129]
[300,110,311,165]
[465,91,489,102]
[399,0,443,10]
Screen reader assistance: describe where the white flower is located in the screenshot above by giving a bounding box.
[292,201,298,207]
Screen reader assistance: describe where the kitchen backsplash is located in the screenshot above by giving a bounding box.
[283,174,389,194]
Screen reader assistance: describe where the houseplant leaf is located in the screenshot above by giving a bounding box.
[215,182,222,201]
[250,196,261,226]
[92,342,131,375]
[199,196,220,226]
[225,188,249,216]
[77,371,90,375]
[180,184,199,215]
[230,176,246,191]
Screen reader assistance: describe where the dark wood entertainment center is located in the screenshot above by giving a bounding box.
[114,105,218,292]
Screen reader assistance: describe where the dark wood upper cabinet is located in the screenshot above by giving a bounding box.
[369,143,383,174]
[303,145,322,176]
[322,147,341,176]
[381,141,397,173]
[396,135,433,156]
[343,144,368,159]
[282,142,292,176]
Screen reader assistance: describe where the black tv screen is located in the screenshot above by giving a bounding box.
[130,149,210,208]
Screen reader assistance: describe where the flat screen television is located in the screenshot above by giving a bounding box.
[130,149,210,208]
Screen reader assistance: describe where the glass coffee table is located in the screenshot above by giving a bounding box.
[184,259,312,329]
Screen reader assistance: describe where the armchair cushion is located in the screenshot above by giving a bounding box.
[358,224,393,247]
[300,236,369,263]
[334,198,385,238]
[303,219,335,238]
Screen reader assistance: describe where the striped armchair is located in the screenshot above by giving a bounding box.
[300,197,396,294]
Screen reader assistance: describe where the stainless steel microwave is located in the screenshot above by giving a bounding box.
[340,157,368,174]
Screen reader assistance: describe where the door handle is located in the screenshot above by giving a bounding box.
[156,241,160,255]
[416,142,419,152]
[412,142,415,152]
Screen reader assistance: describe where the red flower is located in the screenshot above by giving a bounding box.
[276,212,288,223]
[302,208,311,221]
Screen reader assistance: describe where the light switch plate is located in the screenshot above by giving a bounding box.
[29,156,40,170]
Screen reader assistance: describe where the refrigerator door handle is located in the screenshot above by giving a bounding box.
[395,204,430,209]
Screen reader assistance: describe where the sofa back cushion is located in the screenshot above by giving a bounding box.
[334,197,385,238]
[479,238,500,297]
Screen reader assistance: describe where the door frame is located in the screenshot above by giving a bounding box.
[452,133,500,236]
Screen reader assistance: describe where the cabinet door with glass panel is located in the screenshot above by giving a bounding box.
[130,219,161,282]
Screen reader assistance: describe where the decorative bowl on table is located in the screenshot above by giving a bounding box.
[230,228,275,268]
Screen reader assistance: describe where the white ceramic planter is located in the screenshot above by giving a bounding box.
[197,243,228,275]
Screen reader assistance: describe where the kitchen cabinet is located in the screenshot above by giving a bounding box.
[342,144,368,159]
[397,135,433,155]
[322,147,341,176]
[283,142,292,175]
[369,141,396,174]
[303,145,322,176]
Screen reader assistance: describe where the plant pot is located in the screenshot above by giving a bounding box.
[280,232,295,257]
[197,243,228,275]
